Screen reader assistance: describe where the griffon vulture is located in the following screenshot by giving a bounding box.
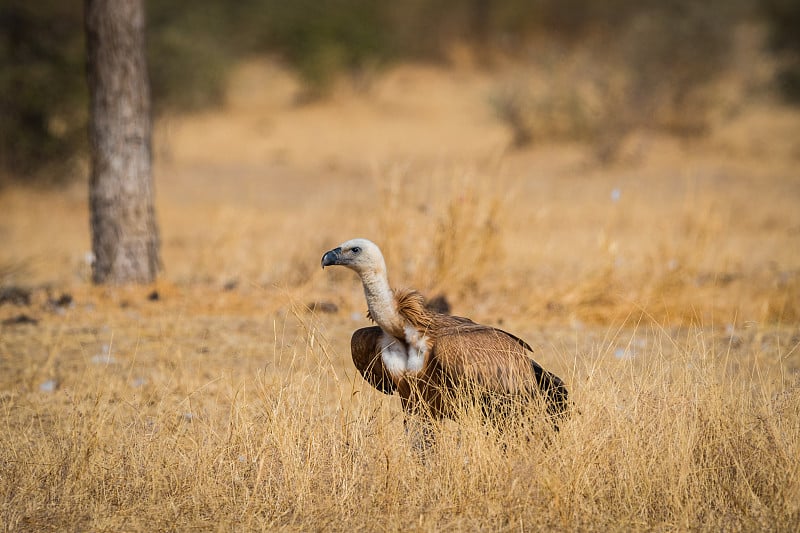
[321,238,569,437]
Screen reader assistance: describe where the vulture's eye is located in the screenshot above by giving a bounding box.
[351,247,361,254]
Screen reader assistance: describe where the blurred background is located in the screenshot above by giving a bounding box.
[2,0,799,183]
[1,0,799,325]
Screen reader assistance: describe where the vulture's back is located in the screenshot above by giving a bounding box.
[430,314,569,420]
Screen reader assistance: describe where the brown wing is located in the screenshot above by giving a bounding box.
[431,319,569,416]
[432,322,538,393]
[350,326,396,395]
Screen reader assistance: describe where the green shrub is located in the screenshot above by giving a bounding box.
[490,1,749,161]
[256,0,391,98]
[147,2,239,112]
[0,1,87,183]
[762,0,800,103]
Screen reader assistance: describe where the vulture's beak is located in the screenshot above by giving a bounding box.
[321,247,342,269]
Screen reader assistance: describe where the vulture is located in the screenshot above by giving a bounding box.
[321,238,569,441]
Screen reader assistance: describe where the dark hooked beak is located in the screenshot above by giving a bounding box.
[321,247,342,269]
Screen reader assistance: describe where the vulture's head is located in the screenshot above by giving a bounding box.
[321,238,385,276]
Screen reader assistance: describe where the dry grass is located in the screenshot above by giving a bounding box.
[1,58,799,531]
[2,305,798,531]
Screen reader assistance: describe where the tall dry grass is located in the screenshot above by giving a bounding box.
[2,299,798,531]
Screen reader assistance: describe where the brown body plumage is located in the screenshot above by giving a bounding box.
[322,239,568,433]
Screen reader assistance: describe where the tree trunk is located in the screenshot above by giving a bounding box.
[85,0,159,284]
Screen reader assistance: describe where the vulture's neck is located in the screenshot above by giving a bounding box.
[360,269,405,339]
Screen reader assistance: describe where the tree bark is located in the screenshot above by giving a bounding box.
[85,0,159,284]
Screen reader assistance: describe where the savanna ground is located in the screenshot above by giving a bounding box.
[2,56,800,531]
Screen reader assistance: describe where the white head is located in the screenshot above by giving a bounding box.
[321,238,387,276]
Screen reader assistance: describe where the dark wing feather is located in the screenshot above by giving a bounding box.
[432,322,538,393]
[432,319,569,418]
[447,315,534,352]
[350,326,396,395]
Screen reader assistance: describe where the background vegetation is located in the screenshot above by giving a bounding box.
[1,1,799,530]
[1,0,798,182]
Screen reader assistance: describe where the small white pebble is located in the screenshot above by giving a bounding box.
[91,354,117,365]
[614,348,635,360]
[39,379,57,393]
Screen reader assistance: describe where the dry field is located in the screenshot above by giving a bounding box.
[1,59,800,531]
